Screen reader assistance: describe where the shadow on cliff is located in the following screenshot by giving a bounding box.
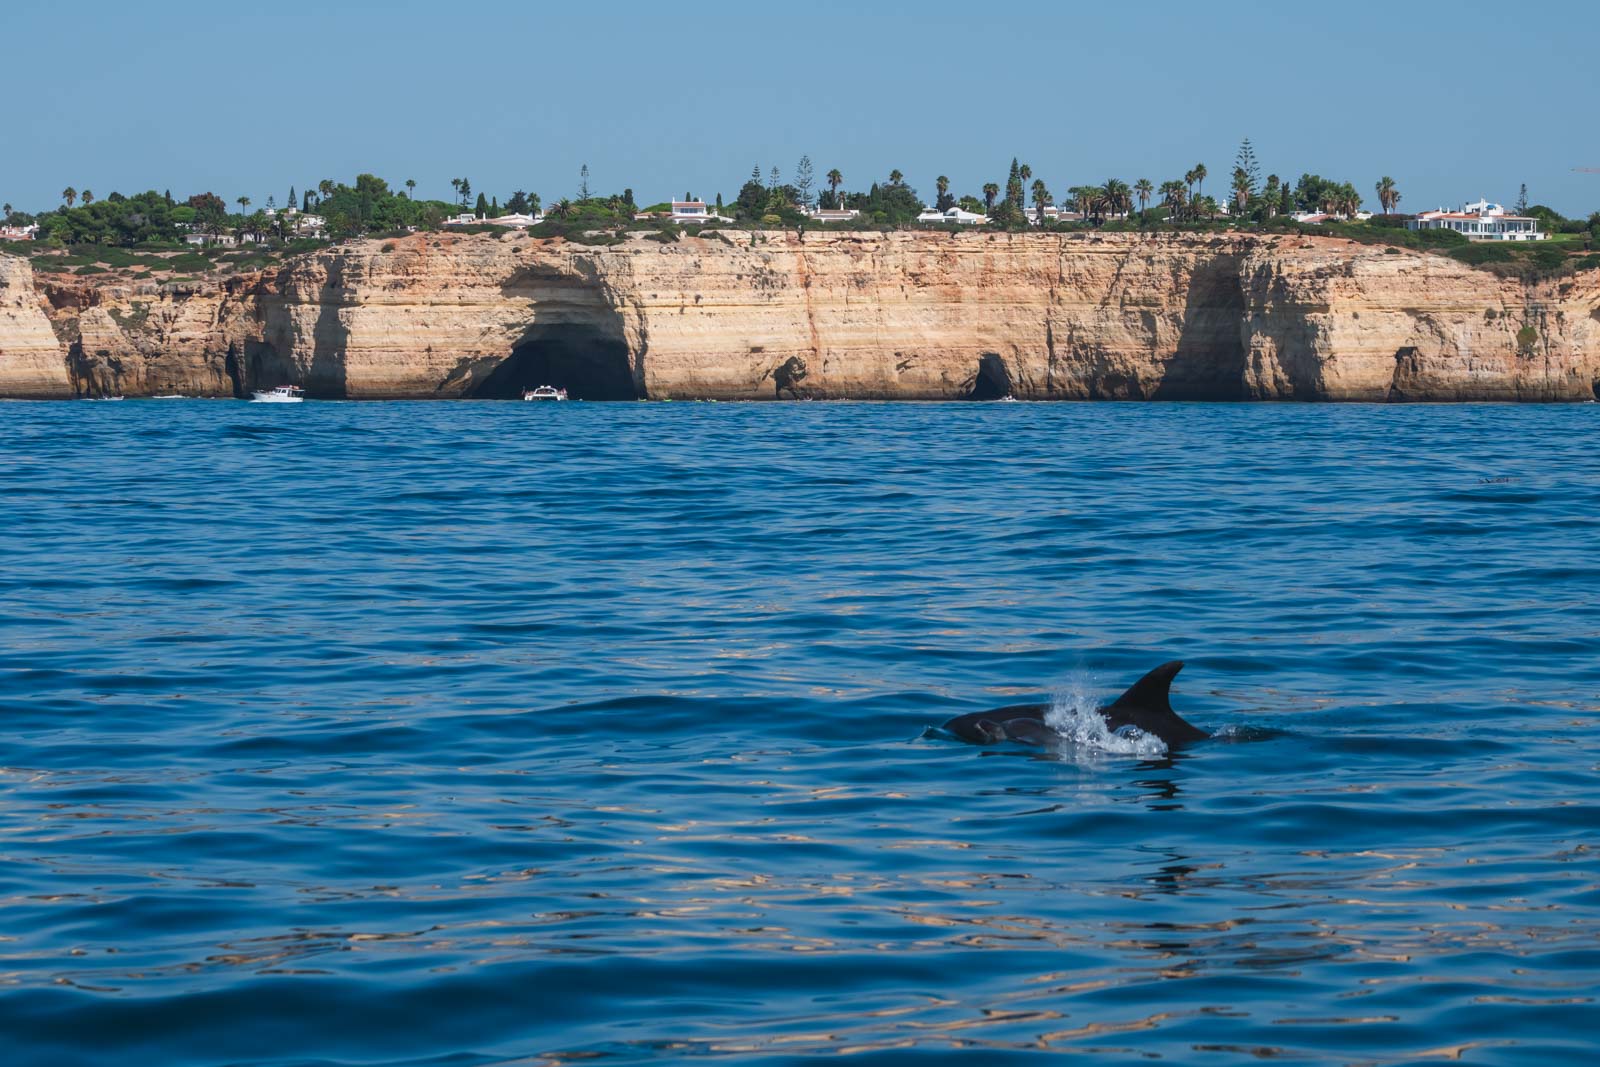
[471,322,638,400]
[967,353,1012,400]
[476,264,640,400]
[303,257,350,398]
[1151,257,1249,400]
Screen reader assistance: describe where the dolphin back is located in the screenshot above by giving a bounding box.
[1099,661,1209,743]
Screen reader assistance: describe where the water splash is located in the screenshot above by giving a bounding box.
[1043,676,1170,759]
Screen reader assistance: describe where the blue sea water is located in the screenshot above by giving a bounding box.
[1,398,1597,1066]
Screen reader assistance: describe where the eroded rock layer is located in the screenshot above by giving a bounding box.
[3,231,1597,401]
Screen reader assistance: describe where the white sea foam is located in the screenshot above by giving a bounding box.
[1043,677,1169,760]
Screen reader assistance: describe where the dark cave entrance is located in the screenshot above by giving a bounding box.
[470,323,639,400]
[968,353,1013,400]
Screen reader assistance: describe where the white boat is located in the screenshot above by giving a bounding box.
[523,385,568,401]
[251,385,305,403]
[90,395,125,401]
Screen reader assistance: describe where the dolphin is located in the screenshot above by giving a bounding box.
[943,661,1208,748]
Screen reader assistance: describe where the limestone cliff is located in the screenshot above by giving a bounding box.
[3,231,1597,401]
[0,256,73,397]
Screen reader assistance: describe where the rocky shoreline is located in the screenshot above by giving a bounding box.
[3,230,1597,402]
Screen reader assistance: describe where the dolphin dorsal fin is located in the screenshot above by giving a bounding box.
[1106,661,1184,714]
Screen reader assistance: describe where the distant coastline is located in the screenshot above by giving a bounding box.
[3,229,1597,404]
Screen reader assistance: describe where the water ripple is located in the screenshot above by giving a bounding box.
[0,399,1597,1065]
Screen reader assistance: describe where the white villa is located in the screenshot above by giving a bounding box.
[669,199,712,222]
[486,211,544,227]
[263,206,327,236]
[917,206,989,225]
[183,232,241,247]
[633,200,732,224]
[0,223,39,240]
[1407,199,1544,241]
[1292,210,1374,225]
[802,205,861,222]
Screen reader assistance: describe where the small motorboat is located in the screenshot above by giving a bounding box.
[90,395,126,401]
[523,385,568,401]
[251,385,305,403]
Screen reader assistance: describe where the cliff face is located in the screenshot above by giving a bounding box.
[0,257,73,397]
[56,272,272,398]
[3,231,1598,401]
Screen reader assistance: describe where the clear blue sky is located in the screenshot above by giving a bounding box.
[4,0,1597,217]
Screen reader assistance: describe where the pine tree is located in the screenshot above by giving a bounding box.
[579,164,589,202]
[475,192,489,218]
[288,186,296,211]
[1235,138,1260,191]
[1516,184,1528,214]
[769,166,781,190]
[794,155,815,208]
[1006,158,1023,209]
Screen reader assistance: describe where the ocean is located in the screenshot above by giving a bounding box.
[1,399,1597,1065]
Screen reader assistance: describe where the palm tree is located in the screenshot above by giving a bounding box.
[1231,168,1252,214]
[1103,179,1130,220]
[826,168,843,204]
[2,203,10,220]
[1193,164,1207,202]
[1160,180,1187,221]
[406,178,416,200]
[936,174,950,209]
[62,187,77,208]
[1375,176,1399,215]
[319,179,335,203]
[983,183,999,213]
[549,199,574,220]
[81,189,94,206]
[1030,179,1050,224]
[1134,179,1153,220]
[237,196,250,214]
[450,178,462,205]
[1071,185,1096,219]
[888,169,904,187]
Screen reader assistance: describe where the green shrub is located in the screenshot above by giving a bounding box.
[380,242,396,253]
[1448,243,1515,266]
[75,265,108,275]
[1416,228,1469,248]
[167,252,215,273]
[1530,244,1568,271]
[1574,254,1600,272]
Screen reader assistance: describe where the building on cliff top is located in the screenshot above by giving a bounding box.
[0,224,38,240]
[263,206,326,236]
[802,205,861,223]
[1407,200,1545,241]
[916,206,989,225]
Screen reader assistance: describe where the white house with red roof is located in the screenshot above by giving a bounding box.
[1407,199,1545,241]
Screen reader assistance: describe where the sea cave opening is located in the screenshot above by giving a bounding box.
[470,323,639,400]
[968,353,1012,400]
